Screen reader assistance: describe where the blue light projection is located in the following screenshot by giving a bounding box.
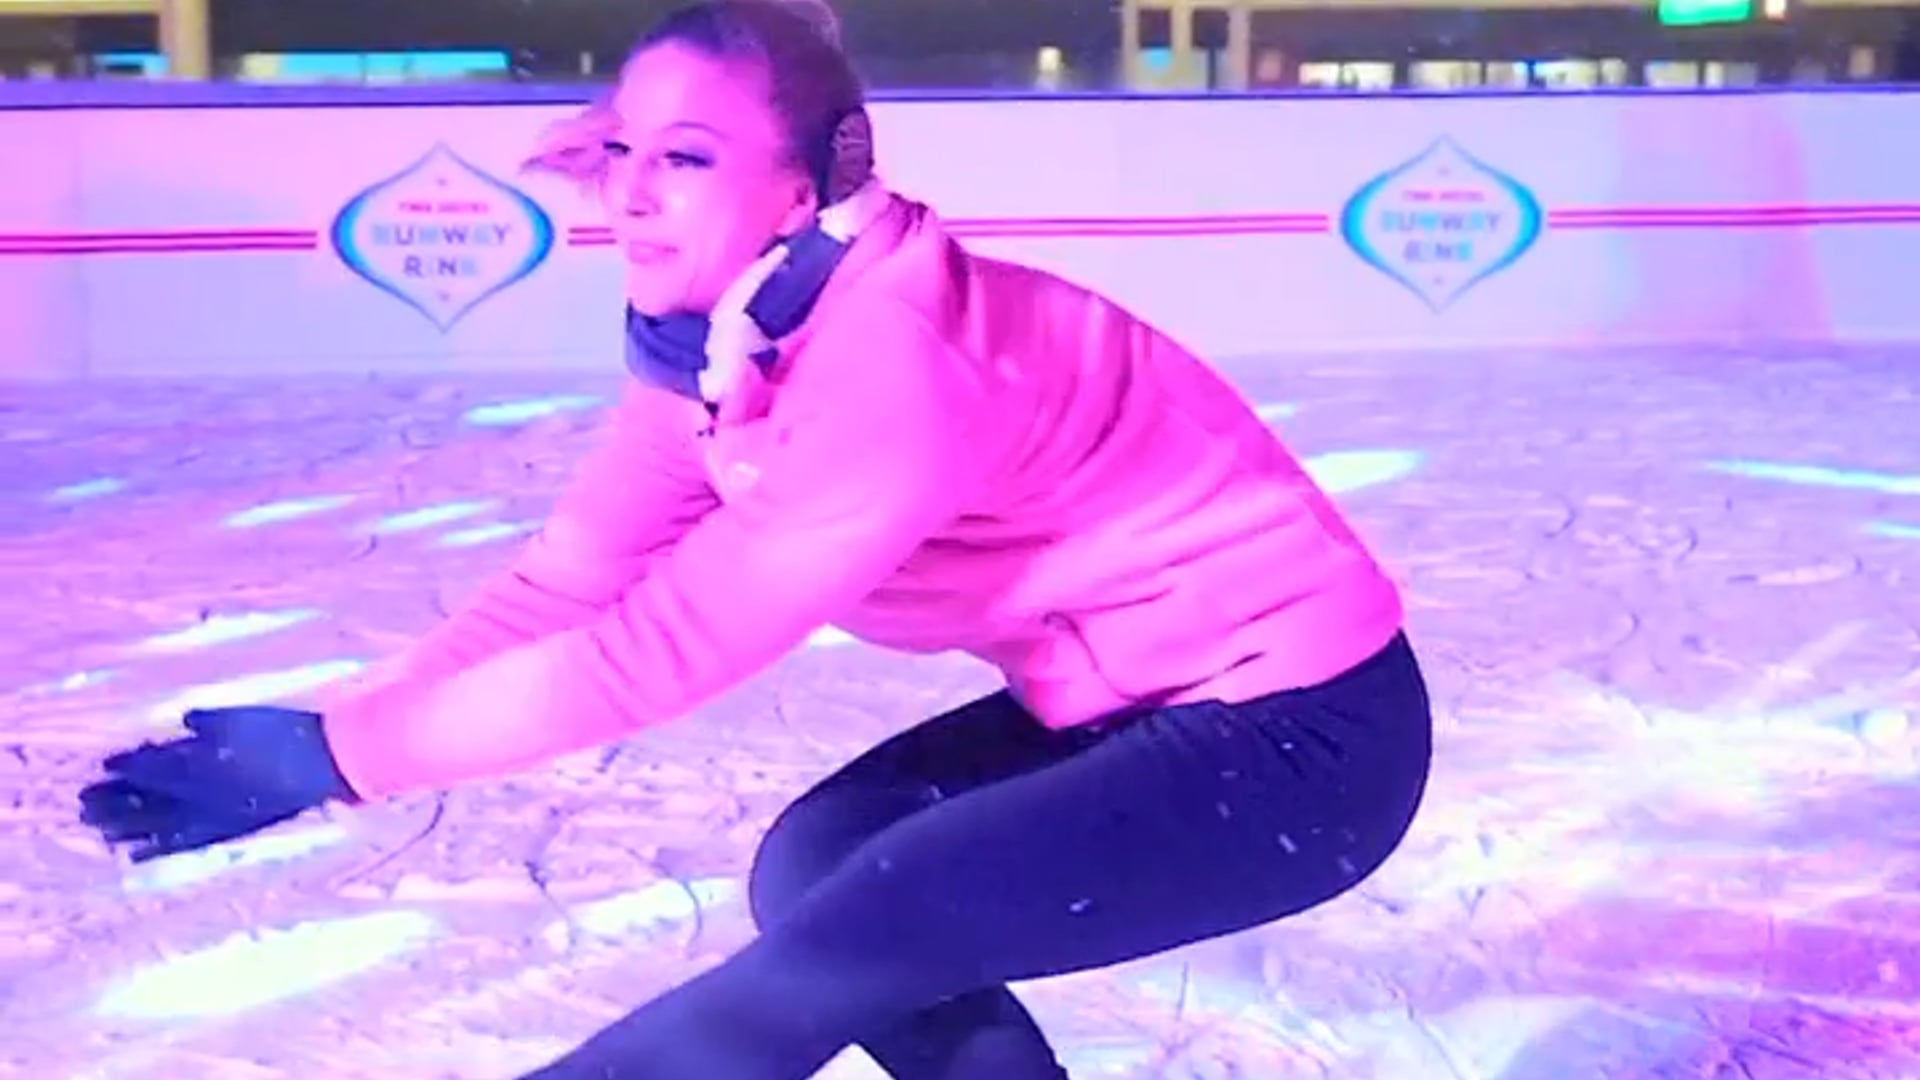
[142,659,366,724]
[368,500,496,536]
[134,609,323,654]
[49,477,129,503]
[539,876,739,952]
[436,519,541,548]
[1304,449,1425,494]
[463,394,607,428]
[1707,459,1920,496]
[22,668,117,697]
[805,626,859,649]
[121,823,352,895]
[223,494,359,529]
[93,910,438,1021]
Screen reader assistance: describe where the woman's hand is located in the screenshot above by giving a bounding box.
[520,96,619,195]
[79,706,359,863]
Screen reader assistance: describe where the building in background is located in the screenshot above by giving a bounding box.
[0,0,1120,87]
[0,0,219,77]
[1122,0,1920,89]
[1,0,1916,89]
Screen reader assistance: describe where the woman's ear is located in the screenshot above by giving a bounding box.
[776,174,821,236]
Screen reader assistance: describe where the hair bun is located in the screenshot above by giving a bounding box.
[775,0,842,45]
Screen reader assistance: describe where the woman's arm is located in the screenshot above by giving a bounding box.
[321,304,985,799]
[323,381,718,704]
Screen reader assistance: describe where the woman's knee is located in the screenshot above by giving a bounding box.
[747,779,935,929]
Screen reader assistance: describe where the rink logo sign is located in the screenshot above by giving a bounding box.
[331,143,555,331]
[1340,137,1543,312]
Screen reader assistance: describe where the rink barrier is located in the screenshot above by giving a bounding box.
[4,84,1919,378]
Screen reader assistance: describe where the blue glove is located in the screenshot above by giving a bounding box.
[79,706,358,863]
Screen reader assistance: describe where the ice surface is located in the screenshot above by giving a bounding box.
[4,347,1919,1079]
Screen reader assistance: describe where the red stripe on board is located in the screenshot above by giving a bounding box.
[1551,212,1920,229]
[0,238,320,256]
[1550,203,1920,230]
[948,213,1330,233]
[564,213,1333,245]
[1551,203,1920,220]
[0,229,320,244]
[565,224,1332,246]
[4,203,1920,254]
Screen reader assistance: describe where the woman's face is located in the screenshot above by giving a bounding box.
[602,42,819,316]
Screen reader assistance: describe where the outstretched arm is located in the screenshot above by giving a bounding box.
[323,381,718,703]
[322,305,984,799]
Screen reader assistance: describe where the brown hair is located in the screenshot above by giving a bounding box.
[636,0,872,203]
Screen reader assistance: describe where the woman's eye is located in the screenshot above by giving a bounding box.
[662,149,713,169]
[601,139,632,158]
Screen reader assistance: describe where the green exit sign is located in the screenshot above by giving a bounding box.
[1659,0,1755,25]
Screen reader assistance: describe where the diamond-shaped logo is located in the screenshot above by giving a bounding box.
[331,143,555,331]
[1339,137,1543,312]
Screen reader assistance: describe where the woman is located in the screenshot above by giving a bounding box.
[79,3,1433,1077]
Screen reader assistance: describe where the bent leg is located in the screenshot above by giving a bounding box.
[526,635,1432,1080]
[747,691,1091,1079]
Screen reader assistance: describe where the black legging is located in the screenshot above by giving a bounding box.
[523,632,1433,1080]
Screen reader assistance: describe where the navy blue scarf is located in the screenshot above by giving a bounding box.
[624,226,852,400]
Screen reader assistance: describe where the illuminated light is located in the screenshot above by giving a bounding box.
[237,52,281,79]
[62,669,112,690]
[1054,1042,1164,1077]
[1658,0,1754,25]
[369,500,496,536]
[1037,45,1064,73]
[1332,996,1597,1078]
[805,626,859,649]
[1112,965,1356,1070]
[1763,0,1789,18]
[541,876,738,951]
[1302,449,1423,494]
[1255,401,1298,422]
[1865,521,1920,540]
[144,659,366,723]
[228,49,512,83]
[93,910,437,1020]
[48,477,128,503]
[135,609,323,653]
[1707,459,1920,496]
[24,668,117,696]
[223,494,357,529]
[122,823,351,894]
[1856,708,1910,749]
[1804,703,1912,747]
[463,394,606,428]
[437,520,541,548]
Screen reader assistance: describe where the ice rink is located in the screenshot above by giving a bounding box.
[4,345,1918,1079]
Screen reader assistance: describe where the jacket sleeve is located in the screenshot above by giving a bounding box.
[318,382,717,709]
[321,305,985,799]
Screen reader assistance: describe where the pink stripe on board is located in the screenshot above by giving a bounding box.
[0,236,319,256]
[0,228,319,242]
[1552,202,1920,219]
[952,214,1331,238]
[1548,204,1920,229]
[564,213,1333,246]
[4,203,1920,255]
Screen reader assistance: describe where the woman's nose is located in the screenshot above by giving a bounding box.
[611,162,658,217]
